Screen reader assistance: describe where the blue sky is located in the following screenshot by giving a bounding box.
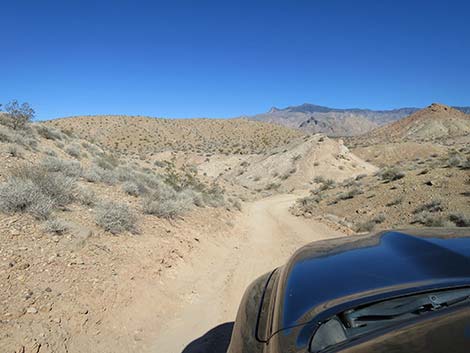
[1,0,469,120]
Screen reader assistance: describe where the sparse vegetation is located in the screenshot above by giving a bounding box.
[95,201,137,234]
[413,200,443,214]
[65,143,81,158]
[377,166,405,182]
[0,100,35,130]
[143,195,189,219]
[354,214,385,233]
[413,211,448,227]
[0,164,77,219]
[448,213,470,227]
[42,218,70,235]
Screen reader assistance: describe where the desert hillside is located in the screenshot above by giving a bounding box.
[292,103,470,233]
[45,116,304,155]
[355,103,470,144]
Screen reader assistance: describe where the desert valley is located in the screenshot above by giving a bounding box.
[0,101,469,353]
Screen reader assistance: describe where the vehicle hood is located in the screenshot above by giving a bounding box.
[278,229,470,331]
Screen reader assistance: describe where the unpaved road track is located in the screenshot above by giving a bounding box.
[152,194,344,353]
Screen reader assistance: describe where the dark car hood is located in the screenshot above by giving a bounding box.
[277,229,470,332]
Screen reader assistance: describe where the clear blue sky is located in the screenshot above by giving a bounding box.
[1,0,469,120]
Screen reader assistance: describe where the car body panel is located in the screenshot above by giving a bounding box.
[279,230,470,331]
[228,228,470,353]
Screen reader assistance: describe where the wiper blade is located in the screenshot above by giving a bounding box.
[343,288,470,328]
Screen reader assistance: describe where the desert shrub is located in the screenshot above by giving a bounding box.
[41,157,82,177]
[447,153,463,167]
[336,187,363,201]
[386,197,403,207]
[313,176,325,184]
[44,149,57,157]
[0,126,13,142]
[355,214,385,233]
[82,167,102,183]
[341,178,360,188]
[265,182,281,190]
[115,166,135,182]
[0,100,34,130]
[377,167,405,182]
[0,178,54,219]
[35,125,64,140]
[122,182,141,196]
[65,144,81,158]
[373,214,386,224]
[9,164,76,208]
[94,153,120,170]
[95,201,137,234]
[413,212,448,227]
[135,172,166,189]
[42,218,70,235]
[154,160,168,168]
[0,125,37,149]
[142,196,189,219]
[98,168,119,185]
[461,157,470,170]
[6,144,23,157]
[75,186,96,206]
[180,189,205,207]
[229,198,242,211]
[355,220,376,232]
[448,213,470,227]
[318,179,336,191]
[202,185,225,207]
[296,194,321,214]
[84,165,118,185]
[413,200,443,214]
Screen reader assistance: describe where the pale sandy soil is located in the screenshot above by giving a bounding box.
[1,194,344,353]
[152,194,344,353]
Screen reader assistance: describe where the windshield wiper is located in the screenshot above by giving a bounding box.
[343,288,470,328]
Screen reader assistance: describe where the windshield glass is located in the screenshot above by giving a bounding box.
[309,287,470,352]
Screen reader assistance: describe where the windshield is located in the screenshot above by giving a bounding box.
[309,287,470,352]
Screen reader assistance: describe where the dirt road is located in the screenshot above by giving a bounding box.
[152,194,344,353]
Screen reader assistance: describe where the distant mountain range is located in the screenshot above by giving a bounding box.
[249,103,470,136]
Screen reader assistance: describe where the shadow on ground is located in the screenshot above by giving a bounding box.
[182,322,234,353]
